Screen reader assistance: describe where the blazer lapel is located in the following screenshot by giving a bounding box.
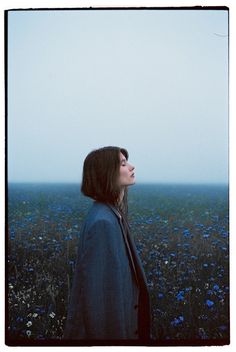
[108,205,151,340]
[121,214,149,288]
[108,205,139,286]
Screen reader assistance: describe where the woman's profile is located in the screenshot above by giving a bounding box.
[63,146,151,342]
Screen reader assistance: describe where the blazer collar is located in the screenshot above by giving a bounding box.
[108,204,122,219]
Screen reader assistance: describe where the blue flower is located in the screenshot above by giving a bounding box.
[206,299,214,308]
[183,243,190,248]
[221,246,227,251]
[64,234,73,241]
[176,291,185,301]
[16,316,24,322]
[158,293,164,299]
[191,255,198,260]
[221,232,228,238]
[195,223,204,227]
[34,307,46,314]
[185,287,192,292]
[219,325,227,332]
[207,289,213,295]
[183,229,191,237]
[187,268,195,274]
[213,284,220,291]
[171,316,184,326]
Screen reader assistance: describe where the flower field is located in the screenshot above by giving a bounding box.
[7,183,229,345]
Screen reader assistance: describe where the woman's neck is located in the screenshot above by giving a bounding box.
[119,188,125,205]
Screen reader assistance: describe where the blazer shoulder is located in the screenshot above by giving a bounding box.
[86,202,119,228]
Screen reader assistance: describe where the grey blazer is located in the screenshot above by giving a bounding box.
[63,201,151,341]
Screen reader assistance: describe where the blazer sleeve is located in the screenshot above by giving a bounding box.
[80,219,127,339]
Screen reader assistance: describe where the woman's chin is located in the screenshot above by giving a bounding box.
[129,178,136,186]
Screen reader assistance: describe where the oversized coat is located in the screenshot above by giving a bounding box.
[63,201,151,341]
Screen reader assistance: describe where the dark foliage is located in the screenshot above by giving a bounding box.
[7,183,229,343]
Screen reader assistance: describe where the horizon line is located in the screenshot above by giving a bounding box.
[7,181,229,186]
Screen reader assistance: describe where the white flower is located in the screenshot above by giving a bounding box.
[49,312,56,318]
[26,330,31,337]
[26,321,32,327]
[32,313,38,318]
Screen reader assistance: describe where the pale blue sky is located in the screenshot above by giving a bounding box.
[8,9,228,183]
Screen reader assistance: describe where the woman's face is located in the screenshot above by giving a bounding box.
[118,152,135,188]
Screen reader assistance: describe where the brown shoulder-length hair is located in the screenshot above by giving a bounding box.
[81,146,129,215]
[81,146,128,215]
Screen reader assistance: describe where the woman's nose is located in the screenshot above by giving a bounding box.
[129,163,135,171]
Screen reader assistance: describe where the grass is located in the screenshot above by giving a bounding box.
[7,183,229,344]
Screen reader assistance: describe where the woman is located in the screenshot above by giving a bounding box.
[63,146,151,342]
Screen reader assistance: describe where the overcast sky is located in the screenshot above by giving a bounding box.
[7,8,228,184]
